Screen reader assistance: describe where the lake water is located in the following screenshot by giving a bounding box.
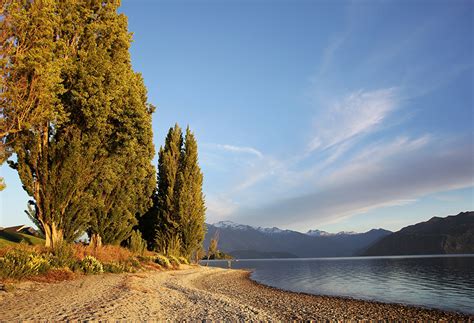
[205,255,474,314]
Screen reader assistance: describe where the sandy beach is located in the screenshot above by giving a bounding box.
[0,266,470,320]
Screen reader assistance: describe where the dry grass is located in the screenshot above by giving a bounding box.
[29,269,77,283]
[72,244,133,263]
[0,243,43,257]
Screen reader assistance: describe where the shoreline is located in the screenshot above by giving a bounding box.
[0,266,471,320]
[242,270,472,318]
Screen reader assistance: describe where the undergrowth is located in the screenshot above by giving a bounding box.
[0,243,190,281]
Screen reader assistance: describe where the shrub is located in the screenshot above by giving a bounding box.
[79,256,103,274]
[103,262,124,273]
[154,254,171,268]
[168,255,180,267]
[137,255,155,263]
[0,249,50,279]
[128,230,147,255]
[178,256,189,265]
[49,242,74,268]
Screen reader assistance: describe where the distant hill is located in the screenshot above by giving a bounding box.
[0,229,45,248]
[203,221,391,258]
[362,211,474,256]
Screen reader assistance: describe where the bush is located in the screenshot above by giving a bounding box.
[154,254,171,268]
[0,249,50,279]
[103,262,124,273]
[79,256,103,274]
[178,256,189,265]
[128,230,147,255]
[168,255,180,267]
[49,242,74,268]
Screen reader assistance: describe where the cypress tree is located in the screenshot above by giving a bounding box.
[175,127,206,259]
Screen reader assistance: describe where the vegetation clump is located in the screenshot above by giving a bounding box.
[79,256,104,274]
[0,249,50,279]
[154,254,171,268]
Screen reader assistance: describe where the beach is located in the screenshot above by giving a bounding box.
[0,266,470,320]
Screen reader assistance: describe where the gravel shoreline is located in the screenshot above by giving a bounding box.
[0,266,471,320]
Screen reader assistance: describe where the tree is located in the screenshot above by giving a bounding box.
[140,125,206,257]
[175,127,206,259]
[207,231,219,263]
[2,0,155,247]
[1,0,65,192]
[140,124,182,253]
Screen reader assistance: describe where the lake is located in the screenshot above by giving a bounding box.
[205,255,474,314]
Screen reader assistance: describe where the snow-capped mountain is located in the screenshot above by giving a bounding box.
[336,231,358,235]
[306,229,333,236]
[213,221,292,235]
[213,221,252,230]
[213,221,360,236]
[205,221,392,259]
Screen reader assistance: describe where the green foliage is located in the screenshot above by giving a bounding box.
[127,230,147,255]
[141,125,182,252]
[178,256,189,265]
[168,255,181,267]
[208,237,219,259]
[102,262,124,274]
[141,125,206,260]
[79,256,103,274]
[0,249,50,279]
[175,127,206,258]
[48,242,74,268]
[154,254,171,268]
[209,251,233,260]
[3,0,155,248]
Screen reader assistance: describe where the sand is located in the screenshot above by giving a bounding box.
[0,266,470,320]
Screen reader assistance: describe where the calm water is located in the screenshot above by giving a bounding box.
[206,255,474,314]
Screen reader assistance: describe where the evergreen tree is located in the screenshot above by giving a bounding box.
[175,127,206,259]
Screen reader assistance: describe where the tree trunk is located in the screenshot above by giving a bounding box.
[43,222,63,248]
[89,233,102,249]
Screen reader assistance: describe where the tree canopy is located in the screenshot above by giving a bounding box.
[1,0,155,247]
[140,124,206,260]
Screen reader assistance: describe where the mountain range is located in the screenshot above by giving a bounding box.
[203,221,391,258]
[204,211,474,258]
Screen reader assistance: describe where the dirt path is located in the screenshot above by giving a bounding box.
[0,267,470,320]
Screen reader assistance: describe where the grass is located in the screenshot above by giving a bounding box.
[0,231,45,247]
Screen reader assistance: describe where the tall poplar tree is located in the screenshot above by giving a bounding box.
[148,124,183,253]
[175,127,206,259]
[140,124,206,258]
[2,0,155,247]
[1,0,65,194]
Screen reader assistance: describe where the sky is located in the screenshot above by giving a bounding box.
[1,0,473,233]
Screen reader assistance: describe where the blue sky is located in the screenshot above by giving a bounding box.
[1,0,473,233]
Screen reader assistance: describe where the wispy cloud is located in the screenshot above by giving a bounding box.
[214,144,263,158]
[233,137,474,231]
[307,88,398,153]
